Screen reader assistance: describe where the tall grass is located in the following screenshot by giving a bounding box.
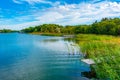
[30,32,62,36]
[76,34,120,80]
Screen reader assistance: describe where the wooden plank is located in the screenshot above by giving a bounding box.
[81,59,95,65]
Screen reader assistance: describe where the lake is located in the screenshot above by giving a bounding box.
[0,33,90,80]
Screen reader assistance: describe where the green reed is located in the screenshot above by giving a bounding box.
[76,34,120,80]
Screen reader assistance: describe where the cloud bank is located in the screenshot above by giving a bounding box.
[0,0,120,30]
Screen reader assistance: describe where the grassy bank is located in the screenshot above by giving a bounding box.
[30,32,63,36]
[75,34,120,80]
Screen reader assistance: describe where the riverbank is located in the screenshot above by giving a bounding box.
[75,34,120,80]
[30,33,120,79]
[30,32,63,36]
[30,32,76,38]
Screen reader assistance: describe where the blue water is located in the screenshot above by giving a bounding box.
[0,33,90,80]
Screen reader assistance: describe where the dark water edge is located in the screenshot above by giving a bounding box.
[0,33,90,80]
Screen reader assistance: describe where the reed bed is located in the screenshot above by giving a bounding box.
[75,34,120,80]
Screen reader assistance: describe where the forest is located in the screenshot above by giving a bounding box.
[21,18,120,36]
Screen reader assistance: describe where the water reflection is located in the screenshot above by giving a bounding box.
[40,37,82,55]
[41,38,60,43]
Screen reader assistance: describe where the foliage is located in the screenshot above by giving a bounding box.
[76,34,120,80]
[0,29,14,33]
[21,18,120,36]
[21,24,63,33]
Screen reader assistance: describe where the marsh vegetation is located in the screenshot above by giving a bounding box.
[75,34,120,80]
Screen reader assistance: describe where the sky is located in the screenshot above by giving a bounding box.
[0,0,120,30]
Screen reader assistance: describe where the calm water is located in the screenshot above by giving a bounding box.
[0,33,90,80]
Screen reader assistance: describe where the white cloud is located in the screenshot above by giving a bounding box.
[12,0,60,6]
[36,12,64,23]
[23,0,51,4]
[1,1,120,30]
[35,1,120,24]
[13,0,23,4]
[0,21,40,30]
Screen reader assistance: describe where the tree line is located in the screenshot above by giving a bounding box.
[20,18,120,36]
[0,29,14,33]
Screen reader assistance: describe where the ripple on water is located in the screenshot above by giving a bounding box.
[0,33,90,80]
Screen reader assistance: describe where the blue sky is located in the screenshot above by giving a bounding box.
[0,0,120,30]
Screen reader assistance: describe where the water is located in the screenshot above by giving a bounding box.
[0,33,90,80]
